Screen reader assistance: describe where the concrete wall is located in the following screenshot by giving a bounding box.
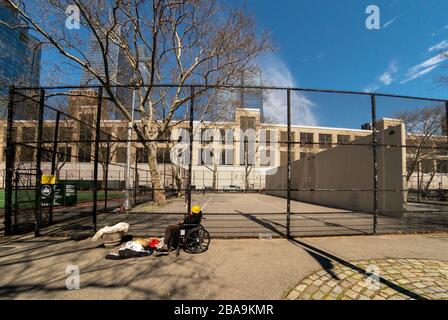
[266,124,407,217]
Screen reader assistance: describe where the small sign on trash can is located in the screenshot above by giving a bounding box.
[41,184,54,207]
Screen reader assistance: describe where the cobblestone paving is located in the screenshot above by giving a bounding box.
[286,259,448,300]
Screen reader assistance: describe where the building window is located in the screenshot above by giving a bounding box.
[219,129,236,145]
[201,128,214,143]
[240,116,255,132]
[60,127,73,141]
[300,132,314,148]
[319,134,332,149]
[223,149,234,165]
[265,130,271,146]
[300,152,308,160]
[240,142,255,166]
[280,131,295,147]
[437,160,448,173]
[99,127,112,141]
[200,148,217,165]
[115,147,127,163]
[160,128,172,142]
[42,126,54,142]
[58,147,72,163]
[79,114,94,141]
[117,127,127,140]
[421,160,434,173]
[157,148,171,164]
[2,128,16,142]
[280,151,288,166]
[280,131,287,147]
[260,149,271,166]
[337,135,350,145]
[219,129,225,144]
[78,143,92,162]
[21,127,35,142]
[42,149,53,162]
[198,148,207,166]
[136,148,149,163]
[20,146,34,162]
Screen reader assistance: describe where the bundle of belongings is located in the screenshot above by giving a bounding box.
[92,222,130,242]
[105,237,164,260]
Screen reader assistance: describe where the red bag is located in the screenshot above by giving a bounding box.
[148,238,160,248]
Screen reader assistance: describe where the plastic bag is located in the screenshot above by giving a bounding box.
[92,222,130,241]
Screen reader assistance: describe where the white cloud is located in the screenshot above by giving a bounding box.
[401,65,438,84]
[260,55,318,126]
[364,84,380,93]
[401,52,447,84]
[383,16,400,29]
[364,61,398,92]
[428,40,448,52]
[431,24,448,36]
[379,61,398,85]
[390,0,400,7]
[379,72,393,85]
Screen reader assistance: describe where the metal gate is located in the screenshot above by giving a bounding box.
[3,84,448,238]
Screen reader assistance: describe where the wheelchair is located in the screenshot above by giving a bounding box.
[175,224,210,256]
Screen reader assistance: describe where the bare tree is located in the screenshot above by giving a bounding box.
[171,88,235,195]
[394,106,447,193]
[2,0,270,205]
[200,129,223,191]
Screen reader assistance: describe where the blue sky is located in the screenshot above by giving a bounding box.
[247,0,448,128]
[38,0,448,128]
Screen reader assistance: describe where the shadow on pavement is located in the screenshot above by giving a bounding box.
[289,238,428,300]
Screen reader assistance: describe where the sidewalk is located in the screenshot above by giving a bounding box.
[0,233,447,299]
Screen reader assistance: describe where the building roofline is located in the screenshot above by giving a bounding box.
[264,123,371,133]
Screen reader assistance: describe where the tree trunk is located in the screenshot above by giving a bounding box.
[244,168,250,191]
[101,164,107,190]
[212,164,217,190]
[424,170,437,193]
[174,166,183,197]
[146,142,167,205]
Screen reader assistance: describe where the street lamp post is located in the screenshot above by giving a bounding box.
[125,88,136,209]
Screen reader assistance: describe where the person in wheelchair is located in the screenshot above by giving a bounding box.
[159,205,203,252]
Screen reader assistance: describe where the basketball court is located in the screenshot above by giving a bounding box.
[125,192,447,238]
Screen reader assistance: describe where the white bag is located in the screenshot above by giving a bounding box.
[92,222,130,241]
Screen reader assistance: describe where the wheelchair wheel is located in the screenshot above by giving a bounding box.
[184,226,210,254]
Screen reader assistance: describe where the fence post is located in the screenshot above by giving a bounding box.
[4,86,15,235]
[445,101,448,146]
[244,137,248,193]
[187,86,194,217]
[49,110,60,224]
[163,151,166,189]
[417,161,421,202]
[370,95,379,235]
[286,89,292,239]
[104,134,110,211]
[134,149,138,205]
[34,89,45,237]
[92,87,103,233]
